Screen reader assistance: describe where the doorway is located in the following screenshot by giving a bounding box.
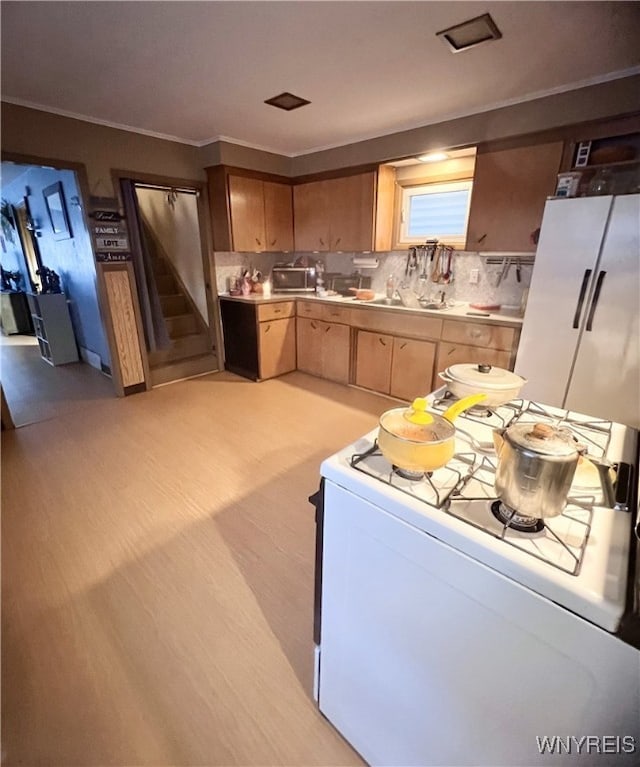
[120,177,220,386]
[1,160,114,427]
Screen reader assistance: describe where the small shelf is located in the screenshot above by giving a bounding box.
[27,292,79,366]
[572,158,640,171]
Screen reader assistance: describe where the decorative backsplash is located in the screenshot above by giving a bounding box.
[214,249,533,309]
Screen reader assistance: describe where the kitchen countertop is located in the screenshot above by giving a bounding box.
[219,292,524,327]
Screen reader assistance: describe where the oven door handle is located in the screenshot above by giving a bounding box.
[613,462,633,513]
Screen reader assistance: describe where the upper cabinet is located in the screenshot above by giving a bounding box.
[207,167,294,252]
[465,142,563,252]
[293,167,395,252]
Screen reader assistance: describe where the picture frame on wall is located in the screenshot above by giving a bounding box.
[43,181,72,240]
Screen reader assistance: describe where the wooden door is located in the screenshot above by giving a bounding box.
[293,180,330,251]
[465,142,563,252]
[228,175,265,251]
[355,330,393,394]
[296,316,324,376]
[390,337,436,402]
[321,322,351,384]
[259,317,296,379]
[328,173,376,251]
[264,182,294,251]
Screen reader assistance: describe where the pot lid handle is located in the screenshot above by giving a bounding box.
[478,363,492,373]
[405,398,434,425]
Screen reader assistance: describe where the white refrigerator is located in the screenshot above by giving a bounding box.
[515,194,639,429]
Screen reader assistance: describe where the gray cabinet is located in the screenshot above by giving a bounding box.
[27,292,79,365]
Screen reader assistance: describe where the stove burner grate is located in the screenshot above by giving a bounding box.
[490,500,544,533]
[393,466,427,481]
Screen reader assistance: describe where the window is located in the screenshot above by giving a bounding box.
[399,180,472,246]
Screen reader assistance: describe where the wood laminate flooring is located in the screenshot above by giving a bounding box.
[2,370,393,766]
[1,334,115,427]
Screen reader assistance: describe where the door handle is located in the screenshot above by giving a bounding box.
[572,269,592,329]
[585,270,606,332]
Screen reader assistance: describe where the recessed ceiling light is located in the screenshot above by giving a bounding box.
[264,92,311,111]
[436,13,502,53]
[417,152,450,163]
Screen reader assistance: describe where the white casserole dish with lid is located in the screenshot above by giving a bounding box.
[439,363,527,407]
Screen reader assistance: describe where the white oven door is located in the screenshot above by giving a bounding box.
[319,480,640,767]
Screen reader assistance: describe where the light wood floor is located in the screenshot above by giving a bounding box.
[2,370,393,766]
[1,334,115,428]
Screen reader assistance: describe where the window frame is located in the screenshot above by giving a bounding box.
[398,178,473,247]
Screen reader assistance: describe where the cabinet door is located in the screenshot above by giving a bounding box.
[355,330,393,394]
[259,317,296,379]
[390,337,436,401]
[228,175,266,251]
[293,180,330,251]
[435,342,511,390]
[327,173,376,251]
[263,181,294,251]
[296,316,324,377]
[466,142,563,252]
[321,321,351,384]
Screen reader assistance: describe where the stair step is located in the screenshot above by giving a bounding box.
[160,294,190,317]
[155,274,178,294]
[148,332,212,365]
[165,313,198,338]
[150,353,219,387]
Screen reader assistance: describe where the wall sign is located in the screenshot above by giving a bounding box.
[96,252,132,262]
[92,219,129,252]
[90,209,124,222]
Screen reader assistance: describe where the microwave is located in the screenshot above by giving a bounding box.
[272,266,317,293]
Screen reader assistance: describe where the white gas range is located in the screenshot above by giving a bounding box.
[312,392,640,767]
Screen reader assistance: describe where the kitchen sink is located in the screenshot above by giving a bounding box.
[370,298,403,306]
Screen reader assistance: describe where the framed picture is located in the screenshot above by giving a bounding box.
[43,181,72,239]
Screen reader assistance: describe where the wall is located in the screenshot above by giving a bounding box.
[136,188,209,324]
[1,165,111,366]
[1,103,205,196]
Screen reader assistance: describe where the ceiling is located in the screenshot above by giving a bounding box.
[2,1,639,157]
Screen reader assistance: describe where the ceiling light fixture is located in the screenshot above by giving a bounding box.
[417,152,449,163]
[436,13,502,53]
[264,92,311,111]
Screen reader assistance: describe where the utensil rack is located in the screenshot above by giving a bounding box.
[478,253,535,286]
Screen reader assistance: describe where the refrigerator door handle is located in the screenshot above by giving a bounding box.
[585,270,607,332]
[572,269,593,329]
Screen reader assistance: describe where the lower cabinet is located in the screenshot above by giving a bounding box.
[390,337,436,401]
[258,317,296,379]
[356,331,437,400]
[296,317,350,384]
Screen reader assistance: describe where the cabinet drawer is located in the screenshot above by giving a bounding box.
[257,301,295,322]
[351,308,442,341]
[321,304,351,324]
[442,320,516,351]
[296,300,324,320]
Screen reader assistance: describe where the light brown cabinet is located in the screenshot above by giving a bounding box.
[207,167,294,252]
[293,171,379,251]
[296,316,350,383]
[258,316,296,379]
[465,142,563,252]
[390,337,436,401]
[355,330,393,393]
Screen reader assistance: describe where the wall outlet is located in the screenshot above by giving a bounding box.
[469,269,480,284]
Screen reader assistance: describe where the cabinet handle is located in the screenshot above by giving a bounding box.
[319,238,325,247]
[274,308,282,313]
[469,328,483,339]
[477,233,487,244]
[334,237,341,249]
[585,270,606,332]
[265,324,271,333]
[400,342,407,350]
[255,238,261,246]
[311,321,318,329]
[270,239,276,247]
[572,269,592,329]
[378,337,387,346]
[325,325,331,333]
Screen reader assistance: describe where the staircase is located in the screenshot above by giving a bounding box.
[144,229,218,385]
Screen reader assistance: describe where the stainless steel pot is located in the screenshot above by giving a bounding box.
[493,422,585,518]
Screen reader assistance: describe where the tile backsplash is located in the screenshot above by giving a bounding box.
[214,250,532,308]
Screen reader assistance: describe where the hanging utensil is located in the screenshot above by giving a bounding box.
[442,247,454,284]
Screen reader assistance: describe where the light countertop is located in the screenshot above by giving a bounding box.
[219,292,524,327]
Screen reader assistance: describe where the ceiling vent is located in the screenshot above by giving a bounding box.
[436,13,502,53]
[264,92,311,111]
